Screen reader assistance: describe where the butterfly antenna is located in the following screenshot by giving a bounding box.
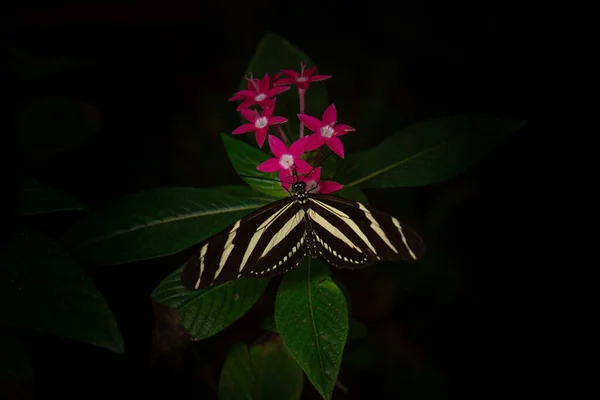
[238,174,295,185]
[303,148,335,181]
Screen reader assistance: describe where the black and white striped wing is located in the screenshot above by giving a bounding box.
[307,195,425,269]
[181,197,307,290]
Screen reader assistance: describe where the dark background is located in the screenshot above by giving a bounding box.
[3,1,539,399]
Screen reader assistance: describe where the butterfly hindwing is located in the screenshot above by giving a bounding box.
[308,195,425,267]
[307,197,376,269]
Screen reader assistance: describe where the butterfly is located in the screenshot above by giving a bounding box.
[181,175,425,290]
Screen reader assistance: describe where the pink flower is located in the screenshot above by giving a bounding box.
[257,135,312,184]
[297,104,355,158]
[232,98,287,148]
[228,74,290,111]
[281,167,343,194]
[273,61,331,90]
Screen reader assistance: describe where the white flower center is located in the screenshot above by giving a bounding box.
[255,116,268,129]
[254,93,267,102]
[296,76,308,83]
[320,124,335,138]
[279,154,294,169]
[306,179,319,193]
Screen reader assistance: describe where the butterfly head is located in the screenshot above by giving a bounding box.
[291,180,307,197]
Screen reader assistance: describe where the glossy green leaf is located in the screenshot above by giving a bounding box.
[336,116,525,188]
[242,32,329,141]
[264,313,365,343]
[16,177,87,216]
[0,228,123,353]
[275,259,348,400]
[65,186,276,265]
[221,133,288,199]
[152,267,268,340]
[219,341,303,400]
[0,331,32,389]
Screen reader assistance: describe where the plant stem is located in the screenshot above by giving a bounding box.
[275,125,289,144]
[299,87,306,138]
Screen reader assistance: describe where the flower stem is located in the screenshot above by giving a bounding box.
[298,88,306,138]
[276,125,289,144]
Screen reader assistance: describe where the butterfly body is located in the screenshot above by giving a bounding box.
[181,181,425,290]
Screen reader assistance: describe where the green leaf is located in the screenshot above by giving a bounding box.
[336,115,525,188]
[152,267,268,340]
[16,177,87,216]
[242,32,329,141]
[15,94,100,164]
[335,186,369,205]
[221,133,287,199]
[219,341,303,400]
[0,331,32,388]
[275,259,348,400]
[263,314,365,342]
[0,227,123,353]
[65,185,277,266]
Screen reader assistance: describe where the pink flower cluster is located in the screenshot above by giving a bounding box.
[229,62,355,195]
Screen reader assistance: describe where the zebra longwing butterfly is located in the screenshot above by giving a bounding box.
[181,178,425,290]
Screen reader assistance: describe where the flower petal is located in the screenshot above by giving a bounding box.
[289,136,308,158]
[237,99,256,111]
[258,74,270,93]
[333,124,355,136]
[308,74,332,83]
[294,158,313,174]
[269,116,288,125]
[297,114,323,133]
[326,136,345,158]
[267,86,290,96]
[256,158,280,172]
[240,109,257,123]
[322,104,337,126]
[273,78,296,86]
[280,169,294,189]
[255,127,268,147]
[280,69,300,78]
[258,97,273,109]
[304,133,325,152]
[318,181,343,194]
[263,98,277,118]
[279,169,295,187]
[303,67,317,77]
[232,123,255,135]
[268,135,287,158]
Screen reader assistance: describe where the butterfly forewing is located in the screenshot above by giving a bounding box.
[309,195,425,265]
[181,197,300,290]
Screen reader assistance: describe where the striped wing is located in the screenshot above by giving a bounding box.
[307,195,425,269]
[181,197,307,290]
